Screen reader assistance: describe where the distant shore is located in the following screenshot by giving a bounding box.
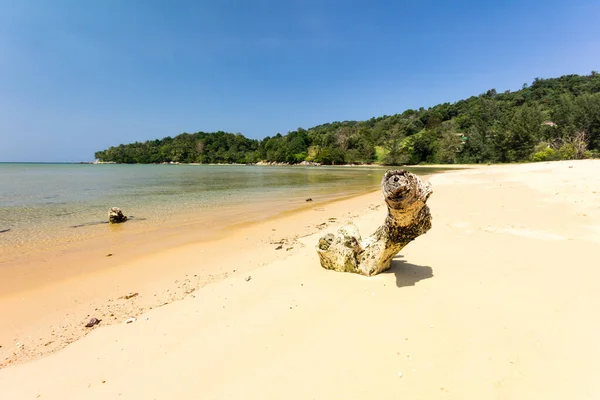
[83,159,476,168]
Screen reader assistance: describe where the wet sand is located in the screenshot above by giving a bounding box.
[1,160,600,399]
[0,187,392,367]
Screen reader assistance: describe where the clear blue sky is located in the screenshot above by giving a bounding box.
[1,0,599,162]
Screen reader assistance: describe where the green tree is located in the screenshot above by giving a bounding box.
[505,105,544,161]
[382,125,406,165]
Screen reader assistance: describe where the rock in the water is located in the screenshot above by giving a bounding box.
[108,207,128,224]
[85,317,101,328]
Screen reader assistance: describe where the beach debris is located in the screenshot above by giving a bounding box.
[305,198,313,202]
[0,228,10,233]
[16,342,24,350]
[124,317,136,324]
[275,245,283,250]
[85,318,101,328]
[245,276,252,282]
[108,207,128,224]
[286,247,294,251]
[106,253,113,257]
[119,292,138,300]
[316,170,433,276]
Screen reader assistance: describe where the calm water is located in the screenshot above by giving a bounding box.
[0,163,441,253]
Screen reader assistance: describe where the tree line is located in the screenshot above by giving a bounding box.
[95,72,600,165]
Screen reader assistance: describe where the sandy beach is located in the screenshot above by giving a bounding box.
[1,160,600,399]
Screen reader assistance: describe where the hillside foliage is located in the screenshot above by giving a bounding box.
[95,73,600,165]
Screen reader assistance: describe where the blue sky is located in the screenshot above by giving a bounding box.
[1,0,599,162]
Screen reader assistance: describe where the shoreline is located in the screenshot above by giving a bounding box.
[0,184,394,367]
[79,160,479,168]
[1,164,455,268]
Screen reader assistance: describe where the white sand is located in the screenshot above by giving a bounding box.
[1,160,600,399]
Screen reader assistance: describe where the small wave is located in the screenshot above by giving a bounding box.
[70,216,145,228]
[54,212,76,217]
[71,221,108,228]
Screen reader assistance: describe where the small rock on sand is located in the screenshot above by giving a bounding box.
[124,318,136,324]
[85,318,101,328]
[305,198,313,202]
[245,276,252,282]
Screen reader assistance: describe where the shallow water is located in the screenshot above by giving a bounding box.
[0,163,444,257]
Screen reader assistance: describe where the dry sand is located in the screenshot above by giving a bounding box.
[1,160,600,399]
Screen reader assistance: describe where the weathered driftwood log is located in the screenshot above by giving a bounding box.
[316,170,432,276]
[108,207,128,224]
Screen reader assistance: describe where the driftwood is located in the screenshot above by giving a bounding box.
[316,170,432,276]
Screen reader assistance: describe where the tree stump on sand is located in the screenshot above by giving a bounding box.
[108,207,128,224]
[316,170,432,276]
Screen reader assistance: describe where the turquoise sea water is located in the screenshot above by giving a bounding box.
[0,163,440,254]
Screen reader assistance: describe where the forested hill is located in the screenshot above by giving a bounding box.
[95,72,600,165]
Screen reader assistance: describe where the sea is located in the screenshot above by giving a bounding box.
[0,163,442,260]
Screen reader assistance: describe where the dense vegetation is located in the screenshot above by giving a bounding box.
[95,73,600,165]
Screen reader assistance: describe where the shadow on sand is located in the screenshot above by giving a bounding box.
[383,256,433,288]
